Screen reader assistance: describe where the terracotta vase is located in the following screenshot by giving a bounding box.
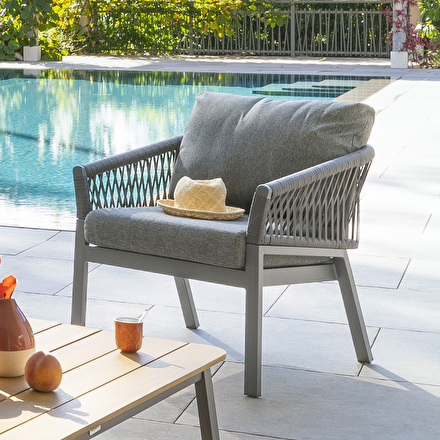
[0,299,35,377]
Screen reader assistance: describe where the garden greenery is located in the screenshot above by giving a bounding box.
[1,0,440,65]
[0,0,88,60]
[380,0,440,66]
[419,0,440,63]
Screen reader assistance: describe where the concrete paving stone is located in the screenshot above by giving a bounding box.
[361,206,430,235]
[260,315,378,376]
[362,78,410,114]
[3,255,73,295]
[417,230,440,259]
[99,417,281,440]
[20,230,75,260]
[143,306,245,363]
[68,264,182,307]
[359,286,440,333]
[364,162,388,180]
[368,138,418,157]
[98,419,206,440]
[358,230,413,256]
[424,212,440,235]
[13,291,71,325]
[142,303,377,374]
[361,327,440,386]
[190,281,287,315]
[399,136,440,154]
[267,282,357,324]
[366,133,408,160]
[0,226,58,255]
[370,138,411,159]
[14,289,163,331]
[369,113,413,137]
[350,254,410,289]
[85,298,156,331]
[360,209,433,239]
[396,80,440,101]
[179,362,440,440]
[361,179,439,215]
[269,282,440,334]
[398,259,440,294]
[359,227,440,261]
[131,377,198,424]
[381,163,440,181]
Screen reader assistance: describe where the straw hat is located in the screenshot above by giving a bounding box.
[157,176,244,220]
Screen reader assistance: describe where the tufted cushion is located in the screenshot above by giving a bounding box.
[170,92,375,211]
[84,207,331,269]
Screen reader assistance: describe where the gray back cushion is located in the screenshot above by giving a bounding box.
[170,92,375,211]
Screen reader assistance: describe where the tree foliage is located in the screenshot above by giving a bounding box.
[1,1,440,63]
[0,0,59,59]
[0,0,87,60]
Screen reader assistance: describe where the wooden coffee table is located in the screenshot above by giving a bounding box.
[0,319,226,439]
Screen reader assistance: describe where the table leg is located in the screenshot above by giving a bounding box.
[195,369,221,440]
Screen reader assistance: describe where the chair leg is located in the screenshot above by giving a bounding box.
[71,221,89,326]
[244,245,264,398]
[334,252,373,364]
[174,277,200,329]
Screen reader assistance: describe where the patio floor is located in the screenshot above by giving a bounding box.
[1,56,440,439]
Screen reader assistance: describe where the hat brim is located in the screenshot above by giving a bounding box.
[157,199,245,221]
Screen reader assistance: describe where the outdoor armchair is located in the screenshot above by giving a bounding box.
[71,92,375,397]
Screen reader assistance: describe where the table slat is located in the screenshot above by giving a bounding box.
[0,337,186,434]
[52,330,117,373]
[28,319,61,334]
[1,343,226,440]
[1,326,112,400]
[34,325,101,353]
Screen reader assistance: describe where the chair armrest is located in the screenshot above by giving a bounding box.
[247,144,375,249]
[73,136,183,220]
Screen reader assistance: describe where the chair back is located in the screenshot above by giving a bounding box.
[170,92,375,212]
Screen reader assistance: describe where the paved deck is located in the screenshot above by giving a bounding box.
[1,56,440,439]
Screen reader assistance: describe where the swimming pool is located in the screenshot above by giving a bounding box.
[0,69,380,230]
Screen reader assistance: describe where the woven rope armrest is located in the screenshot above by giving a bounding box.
[73,136,182,219]
[247,145,375,249]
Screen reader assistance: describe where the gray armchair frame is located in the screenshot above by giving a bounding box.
[72,135,374,398]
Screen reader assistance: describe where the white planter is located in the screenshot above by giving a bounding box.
[23,45,41,62]
[390,51,409,69]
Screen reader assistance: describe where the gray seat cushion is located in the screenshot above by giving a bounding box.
[170,92,375,211]
[84,207,331,270]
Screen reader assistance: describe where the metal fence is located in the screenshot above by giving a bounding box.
[89,1,392,57]
[292,6,390,56]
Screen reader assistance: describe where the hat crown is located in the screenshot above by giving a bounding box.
[174,176,227,213]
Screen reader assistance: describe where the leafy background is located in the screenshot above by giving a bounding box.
[1,0,439,62]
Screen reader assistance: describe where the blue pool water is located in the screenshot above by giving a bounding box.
[0,70,372,230]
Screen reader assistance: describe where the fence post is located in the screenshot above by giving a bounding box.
[291,2,296,57]
[189,15,194,55]
[188,1,194,55]
[391,0,409,67]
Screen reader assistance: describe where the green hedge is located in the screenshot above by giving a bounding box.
[2,1,439,61]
